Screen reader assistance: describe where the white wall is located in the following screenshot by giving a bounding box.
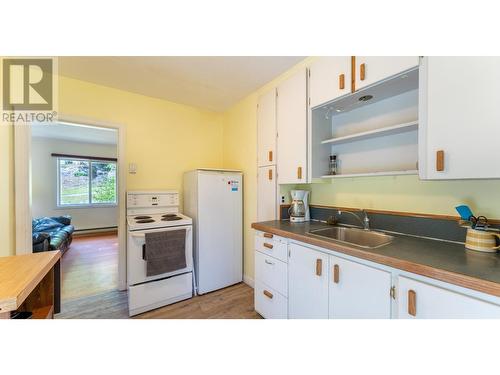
[32,137,118,231]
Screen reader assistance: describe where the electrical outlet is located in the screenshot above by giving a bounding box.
[280,195,286,204]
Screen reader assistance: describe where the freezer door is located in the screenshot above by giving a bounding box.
[197,171,243,294]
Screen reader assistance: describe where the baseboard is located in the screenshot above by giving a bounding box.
[243,274,254,288]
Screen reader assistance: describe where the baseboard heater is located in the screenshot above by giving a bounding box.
[74,226,118,235]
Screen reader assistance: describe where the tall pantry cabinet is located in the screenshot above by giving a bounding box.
[257,89,278,221]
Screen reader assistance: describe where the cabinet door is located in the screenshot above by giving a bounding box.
[329,256,392,318]
[277,69,308,184]
[288,243,329,318]
[257,166,277,221]
[419,57,500,179]
[355,56,419,90]
[397,276,500,318]
[309,57,351,108]
[257,89,277,167]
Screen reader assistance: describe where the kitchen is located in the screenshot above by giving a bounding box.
[2,7,500,370]
[253,57,500,319]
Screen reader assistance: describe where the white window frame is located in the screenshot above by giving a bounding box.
[56,157,118,208]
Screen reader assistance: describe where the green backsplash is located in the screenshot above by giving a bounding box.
[280,175,500,219]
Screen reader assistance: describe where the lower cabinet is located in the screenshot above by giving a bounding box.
[329,255,392,319]
[254,232,288,319]
[254,231,500,319]
[397,276,500,319]
[255,280,288,319]
[288,243,329,319]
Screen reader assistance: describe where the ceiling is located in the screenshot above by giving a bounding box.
[32,122,117,145]
[58,56,305,112]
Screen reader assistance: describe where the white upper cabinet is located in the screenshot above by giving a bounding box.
[419,57,500,179]
[288,242,329,319]
[355,56,419,90]
[329,255,392,319]
[257,89,277,167]
[309,57,351,108]
[277,69,308,184]
[257,166,277,221]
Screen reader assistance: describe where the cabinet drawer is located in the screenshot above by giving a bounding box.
[397,276,500,319]
[254,281,288,319]
[254,233,288,263]
[255,251,287,296]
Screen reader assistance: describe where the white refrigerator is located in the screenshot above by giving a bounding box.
[183,169,243,294]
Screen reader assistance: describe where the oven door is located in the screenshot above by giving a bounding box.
[127,225,193,286]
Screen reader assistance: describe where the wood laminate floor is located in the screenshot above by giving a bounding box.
[61,234,118,300]
[57,233,259,319]
[56,283,260,319]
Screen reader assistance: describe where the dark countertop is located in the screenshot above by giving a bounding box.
[251,220,500,297]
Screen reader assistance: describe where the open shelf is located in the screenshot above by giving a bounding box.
[321,170,418,179]
[321,120,418,145]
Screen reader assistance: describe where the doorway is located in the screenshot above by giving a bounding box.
[14,117,127,296]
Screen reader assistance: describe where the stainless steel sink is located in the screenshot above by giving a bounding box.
[308,226,393,249]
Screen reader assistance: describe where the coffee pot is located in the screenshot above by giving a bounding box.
[288,190,310,223]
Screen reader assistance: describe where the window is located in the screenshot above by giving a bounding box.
[58,158,117,207]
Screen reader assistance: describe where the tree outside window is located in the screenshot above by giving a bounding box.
[58,158,117,206]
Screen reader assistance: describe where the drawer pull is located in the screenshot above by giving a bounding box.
[263,243,273,249]
[436,150,445,172]
[360,63,366,81]
[316,258,322,276]
[263,233,274,239]
[408,289,417,316]
[297,166,302,180]
[268,150,273,162]
[333,264,339,283]
[264,259,274,266]
[268,168,273,180]
[339,73,345,90]
[263,290,273,299]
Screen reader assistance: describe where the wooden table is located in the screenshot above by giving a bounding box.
[0,251,61,319]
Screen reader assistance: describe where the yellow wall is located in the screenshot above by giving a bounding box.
[282,176,500,219]
[59,76,224,192]
[0,75,224,257]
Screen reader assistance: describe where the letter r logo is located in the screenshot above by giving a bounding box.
[2,58,53,111]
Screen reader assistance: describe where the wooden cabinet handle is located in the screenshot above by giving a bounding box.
[408,289,417,316]
[268,168,273,180]
[360,63,366,81]
[316,259,322,276]
[339,73,345,90]
[268,150,273,162]
[297,166,302,180]
[436,150,444,172]
[263,290,273,299]
[263,243,273,249]
[263,233,273,239]
[333,264,339,283]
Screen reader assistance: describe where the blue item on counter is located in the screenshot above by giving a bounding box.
[455,205,474,221]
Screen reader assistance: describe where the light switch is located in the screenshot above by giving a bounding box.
[129,163,137,174]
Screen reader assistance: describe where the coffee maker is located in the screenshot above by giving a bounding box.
[288,190,310,223]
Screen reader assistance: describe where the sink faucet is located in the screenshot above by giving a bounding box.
[336,209,370,230]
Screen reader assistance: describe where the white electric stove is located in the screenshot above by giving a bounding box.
[126,190,194,316]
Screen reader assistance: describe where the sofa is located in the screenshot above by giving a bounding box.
[32,216,74,254]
